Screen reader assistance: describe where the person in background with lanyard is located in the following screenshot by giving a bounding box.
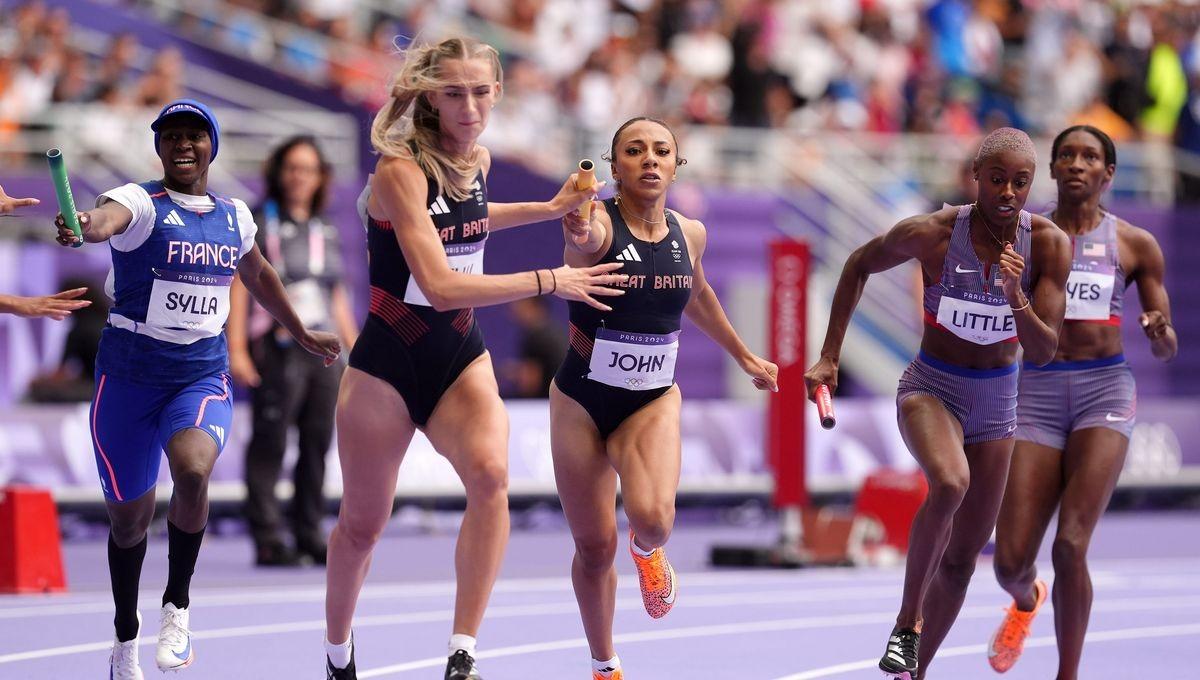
[227,136,358,567]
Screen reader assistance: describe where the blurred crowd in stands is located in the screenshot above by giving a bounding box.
[7,1,1200,192]
[152,1,1200,148]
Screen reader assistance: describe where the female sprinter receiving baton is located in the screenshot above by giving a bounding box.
[552,116,778,680]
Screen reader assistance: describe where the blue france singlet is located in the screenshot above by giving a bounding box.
[98,181,248,385]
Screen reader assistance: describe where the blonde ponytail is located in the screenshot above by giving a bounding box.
[370,37,503,202]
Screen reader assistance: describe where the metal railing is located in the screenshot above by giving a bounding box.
[0,104,359,194]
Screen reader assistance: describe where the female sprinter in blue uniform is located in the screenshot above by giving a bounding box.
[553,117,778,680]
[55,99,341,680]
[323,37,625,680]
[805,128,1071,680]
[988,126,1177,678]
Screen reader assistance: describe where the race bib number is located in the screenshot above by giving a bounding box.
[286,279,329,327]
[587,328,679,390]
[405,240,486,307]
[1065,269,1115,321]
[935,293,1016,345]
[145,269,233,337]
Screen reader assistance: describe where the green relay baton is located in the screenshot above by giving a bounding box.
[46,148,83,248]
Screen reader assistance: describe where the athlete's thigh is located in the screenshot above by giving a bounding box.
[897,393,968,481]
[606,387,682,513]
[335,367,416,521]
[550,381,618,540]
[159,374,232,473]
[995,440,1063,565]
[943,438,1016,560]
[90,374,171,504]
[1056,427,1129,539]
[424,353,509,476]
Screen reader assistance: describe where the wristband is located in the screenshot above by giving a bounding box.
[550,268,557,294]
[535,269,543,296]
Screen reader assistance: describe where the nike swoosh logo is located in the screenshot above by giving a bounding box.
[659,568,677,606]
[955,264,979,273]
[174,639,191,661]
[1105,413,1129,422]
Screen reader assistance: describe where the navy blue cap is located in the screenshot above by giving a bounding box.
[151,99,220,162]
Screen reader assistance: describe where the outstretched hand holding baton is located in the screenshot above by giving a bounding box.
[46,149,84,247]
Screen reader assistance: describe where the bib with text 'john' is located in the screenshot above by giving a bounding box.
[587,328,679,390]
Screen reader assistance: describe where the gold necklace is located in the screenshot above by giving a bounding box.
[972,203,1010,248]
[614,193,665,225]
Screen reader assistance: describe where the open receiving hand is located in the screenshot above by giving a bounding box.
[0,184,39,215]
[550,262,628,311]
[8,288,91,320]
[299,330,342,366]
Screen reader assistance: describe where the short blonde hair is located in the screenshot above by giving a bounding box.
[973,127,1036,170]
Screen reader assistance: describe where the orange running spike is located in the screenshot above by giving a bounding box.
[629,530,677,619]
[988,578,1049,672]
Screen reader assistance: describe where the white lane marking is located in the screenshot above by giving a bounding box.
[0,586,896,665]
[770,622,1200,679]
[355,596,1200,677]
[0,568,909,614]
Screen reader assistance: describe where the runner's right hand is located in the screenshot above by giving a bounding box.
[551,262,627,311]
[54,211,88,246]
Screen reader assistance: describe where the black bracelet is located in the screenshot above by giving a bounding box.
[535,269,543,296]
[549,268,557,294]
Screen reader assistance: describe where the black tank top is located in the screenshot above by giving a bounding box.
[567,198,694,353]
[364,171,488,344]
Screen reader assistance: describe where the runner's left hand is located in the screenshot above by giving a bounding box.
[1140,310,1169,340]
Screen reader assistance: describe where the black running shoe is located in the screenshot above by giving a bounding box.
[327,644,357,680]
[879,627,919,680]
[445,649,483,679]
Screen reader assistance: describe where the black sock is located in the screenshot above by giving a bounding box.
[108,533,148,642]
[161,522,205,609]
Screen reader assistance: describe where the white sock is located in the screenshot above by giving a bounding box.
[592,655,621,677]
[448,633,477,657]
[325,633,353,669]
[630,535,655,557]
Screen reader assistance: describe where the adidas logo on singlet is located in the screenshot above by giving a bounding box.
[615,243,642,262]
[162,209,186,227]
[428,195,450,216]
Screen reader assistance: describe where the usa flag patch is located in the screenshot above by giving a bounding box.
[1083,242,1106,257]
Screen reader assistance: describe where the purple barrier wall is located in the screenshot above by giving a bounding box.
[3,396,1195,503]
